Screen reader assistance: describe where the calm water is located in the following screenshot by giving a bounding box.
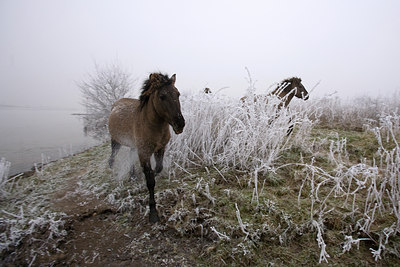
[0,106,102,176]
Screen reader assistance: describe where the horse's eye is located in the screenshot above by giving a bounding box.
[159,94,166,100]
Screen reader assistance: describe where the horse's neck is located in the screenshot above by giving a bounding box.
[139,101,168,129]
[272,86,295,108]
[283,92,295,107]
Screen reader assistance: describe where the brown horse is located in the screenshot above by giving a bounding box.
[108,73,185,223]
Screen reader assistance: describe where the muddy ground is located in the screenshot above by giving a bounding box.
[0,153,208,266]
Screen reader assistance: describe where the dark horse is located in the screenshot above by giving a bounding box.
[270,77,309,109]
[272,77,309,135]
[108,73,185,222]
[241,77,309,135]
[241,77,309,107]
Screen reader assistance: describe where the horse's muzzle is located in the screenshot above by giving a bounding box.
[172,116,185,134]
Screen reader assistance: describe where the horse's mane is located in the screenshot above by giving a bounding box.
[275,77,302,93]
[281,77,302,85]
[139,73,173,109]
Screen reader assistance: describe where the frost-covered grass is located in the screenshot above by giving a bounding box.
[1,89,400,265]
[0,144,114,264]
[0,163,69,261]
[306,92,400,131]
[161,92,400,265]
[0,158,11,197]
[102,91,400,265]
[289,116,400,263]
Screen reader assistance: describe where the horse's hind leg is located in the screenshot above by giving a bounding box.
[139,153,160,223]
[108,139,121,168]
[154,147,165,174]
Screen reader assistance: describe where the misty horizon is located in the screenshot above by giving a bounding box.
[1,0,400,109]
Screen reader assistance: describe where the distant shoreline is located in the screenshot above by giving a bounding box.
[0,104,80,112]
[0,107,101,176]
[9,142,106,179]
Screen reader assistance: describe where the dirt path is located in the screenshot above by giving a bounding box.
[5,168,204,266]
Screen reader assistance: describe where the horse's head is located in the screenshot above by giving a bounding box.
[290,77,309,100]
[141,73,185,134]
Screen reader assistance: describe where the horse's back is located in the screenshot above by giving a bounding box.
[241,94,267,103]
[111,98,138,110]
[108,98,140,147]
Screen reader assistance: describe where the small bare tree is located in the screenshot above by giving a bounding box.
[78,62,135,139]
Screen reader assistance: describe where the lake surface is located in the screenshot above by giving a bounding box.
[0,106,102,176]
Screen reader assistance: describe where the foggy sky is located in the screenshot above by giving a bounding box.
[1,0,400,110]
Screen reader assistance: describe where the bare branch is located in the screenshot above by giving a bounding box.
[77,62,135,139]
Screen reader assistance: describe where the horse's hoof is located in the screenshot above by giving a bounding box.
[149,212,160,223]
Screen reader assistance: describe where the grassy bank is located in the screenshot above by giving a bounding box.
[1,125,399,266]
[1,92,400,265]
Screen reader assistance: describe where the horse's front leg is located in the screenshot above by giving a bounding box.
[139,154,160,223]
[154,147,165,174]
[287,117,294,136]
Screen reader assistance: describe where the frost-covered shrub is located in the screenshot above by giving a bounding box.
[166,91,313,174]
[78,62,135,140]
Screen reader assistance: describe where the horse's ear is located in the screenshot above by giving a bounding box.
[149,73,156,80]
[171,74,176,85]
